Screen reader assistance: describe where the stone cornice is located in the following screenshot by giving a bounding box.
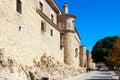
[80,45,86,47]
[58,14,76,19]
[75,27,81,40]
[63,30,75,33]
[46,0,61,14]
[36,8,60,31]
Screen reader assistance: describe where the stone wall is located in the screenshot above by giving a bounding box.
[86,51,96,69]
[86,52,91,68]
[38,0,58,25]
[0,0,88,79]
[79,45,87,67]
[64,32,80,66]
[0,0,63,66]
[0,53,84,80]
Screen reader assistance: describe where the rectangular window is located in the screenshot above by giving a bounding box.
[41,22,46,32]
[0,48,4,61]
[16,0,22,14]
[75,48,78,58]
[19,26,22,31]
[60,33,64,49]
[51,29,53,36]
[39,2,43,12]
[51,14,54,22]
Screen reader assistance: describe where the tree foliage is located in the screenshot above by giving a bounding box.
[91,36,118,63]
[105,37,120,66]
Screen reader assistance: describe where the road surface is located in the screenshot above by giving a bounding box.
[64,70,119,80]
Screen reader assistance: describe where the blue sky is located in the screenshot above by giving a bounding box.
[55,0,120,51]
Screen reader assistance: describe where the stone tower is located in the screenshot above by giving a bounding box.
[86,50,91,68]
[79,45,87,67]
[86,51,95,69]
[58,2,80,66]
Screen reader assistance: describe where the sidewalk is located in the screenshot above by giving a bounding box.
[64,71,93,80]
[64,71,119,80]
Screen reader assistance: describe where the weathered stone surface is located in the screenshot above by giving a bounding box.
[86,52,96,70]
[58,14,80,66]
[0,0,88,79]
[0,54,85,80]
[0,0,64,66]
[80,45,87,67]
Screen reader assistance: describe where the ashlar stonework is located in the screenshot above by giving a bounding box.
[0,0,95,79]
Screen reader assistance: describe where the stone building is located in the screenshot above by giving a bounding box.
[0,0,86,67]
[0,0,63,66]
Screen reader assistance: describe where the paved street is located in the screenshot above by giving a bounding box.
[64,71,119,80]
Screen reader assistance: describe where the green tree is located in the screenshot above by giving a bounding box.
[105,37,120,67]
[91,36,118,63]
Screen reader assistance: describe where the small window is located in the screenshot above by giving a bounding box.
[51,14,54,22]
[16,0,22,14]
[41,21,46,32]
[0,48,4,55]
[19,26,22,31]
[75,48,78,58]
[60,33,64,49]
[50,29,53,36]
[72,20,75,27]
[39,1,43,12]
[72,20,75,23]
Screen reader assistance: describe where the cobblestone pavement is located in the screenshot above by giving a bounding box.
[64,71,119,80]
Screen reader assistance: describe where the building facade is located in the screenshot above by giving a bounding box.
[0,0,86,67]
